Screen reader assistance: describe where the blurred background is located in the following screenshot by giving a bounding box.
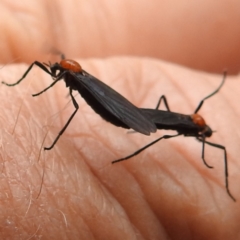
[0,0,240,73]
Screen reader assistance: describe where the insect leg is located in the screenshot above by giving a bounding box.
[199,136,214,169]
[112,133,181,164]
[32,79,61,97]
[204,139,236,201]
[194,71,227,113]
[32,71,68,97]
[155,95,171,111]
[44,88,79,150]
[2,61,52,86]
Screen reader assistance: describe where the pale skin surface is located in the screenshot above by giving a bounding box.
[0,1,240,240]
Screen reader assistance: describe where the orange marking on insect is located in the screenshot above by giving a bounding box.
[191,113,206,127]
[60,59,82,73]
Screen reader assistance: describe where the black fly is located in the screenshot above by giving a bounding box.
[2,56,156,150]
[112,72,235,201]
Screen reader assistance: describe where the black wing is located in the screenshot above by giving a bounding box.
[71,71,157,135]
[141,108,198,132]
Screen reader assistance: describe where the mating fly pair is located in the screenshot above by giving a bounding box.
[2,57,235,201]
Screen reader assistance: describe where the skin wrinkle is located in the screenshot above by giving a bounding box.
[73,220,93,240]
[43,106,71,142]
[99,166,153,239]
[227,80,240,112]
[61,149,85,185]
[81,111,101,134]
[155,65,186,109]
[79,110,112,144]
[153,145,191,197]
[97,60,142,108]
[218,87,238,127]
[130,144,217,234]
[91,117,140,159]
[141,80,156,108]
[107,197,143,239]
[172,138,212,181]
[134,67,154,108]
[128,163,174,234]
[53,157,74,191]
[64,161,84,196]
[122,163,171,239]
[136,145,190,197]
[73,135,105,169]
[81,131,162,238]
[88,133,116,159]
[112,167,150,237]
[78,183,134,239]
[126,60,144,106]
[125,165,157,225]
[51,78,66,131]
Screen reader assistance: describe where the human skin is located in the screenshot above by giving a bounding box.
[1,0,240,73]
[0,1,240,240]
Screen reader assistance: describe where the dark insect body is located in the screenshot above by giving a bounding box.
[112,72,235,202]
[2,56,156,150]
